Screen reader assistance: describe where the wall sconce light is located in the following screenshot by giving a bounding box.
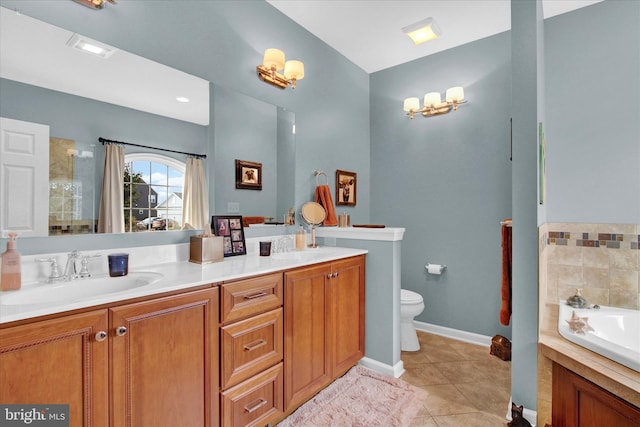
[256,48,304,90]
[402,17,442,45]
[72,0,116,10]
[403,87,467,119]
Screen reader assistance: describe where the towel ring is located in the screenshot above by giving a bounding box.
[314,170,328,186]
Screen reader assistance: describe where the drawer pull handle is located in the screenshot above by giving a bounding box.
[243,339,267,351]
[244,291,268,300]
[116,326,127,336]
[244,398,267,413]
[95,331,108,342]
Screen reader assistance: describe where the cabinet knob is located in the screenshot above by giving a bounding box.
[116,326,128,336]
[95,331,108,342]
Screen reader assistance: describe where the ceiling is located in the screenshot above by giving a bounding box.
[267,0,603,73]
[0,6,210,126]
[1,2,602,124]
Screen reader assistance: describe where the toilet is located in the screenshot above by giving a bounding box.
[400,289,425,351]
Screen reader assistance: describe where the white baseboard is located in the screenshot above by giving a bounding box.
[414,320,493,347]
[359,357,405,378]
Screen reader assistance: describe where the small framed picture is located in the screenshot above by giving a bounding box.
[212,215,246,257]
[236,159,262,190]
[336,169,357,206]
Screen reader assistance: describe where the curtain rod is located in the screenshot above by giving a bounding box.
[99,137,206,159]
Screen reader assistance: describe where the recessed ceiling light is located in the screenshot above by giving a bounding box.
[402,17,442,45]
[66,33,116,58]
[176,96,190,103]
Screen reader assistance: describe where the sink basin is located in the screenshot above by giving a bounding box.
[0,272,164,306]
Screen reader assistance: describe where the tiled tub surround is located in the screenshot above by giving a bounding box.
[537,223,640,426]
[541,223,640,310]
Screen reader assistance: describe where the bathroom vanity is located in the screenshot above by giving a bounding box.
[0,244,366,427]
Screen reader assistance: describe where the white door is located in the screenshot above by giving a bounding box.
[0,117,50,237]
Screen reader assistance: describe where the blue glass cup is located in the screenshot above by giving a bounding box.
[108,253,129,277]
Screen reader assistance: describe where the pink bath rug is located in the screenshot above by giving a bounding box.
[278,365,425,427]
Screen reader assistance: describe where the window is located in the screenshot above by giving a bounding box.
[124,153,185,232]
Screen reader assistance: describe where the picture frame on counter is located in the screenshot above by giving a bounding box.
[212,215,246,256]
[336,169,357,206]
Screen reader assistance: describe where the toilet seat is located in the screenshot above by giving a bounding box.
[401,289,423,304]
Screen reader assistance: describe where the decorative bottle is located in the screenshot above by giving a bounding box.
[295,227,306,250]
[1,232,22,291]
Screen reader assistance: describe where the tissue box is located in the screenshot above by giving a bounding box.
[189,235,224,264]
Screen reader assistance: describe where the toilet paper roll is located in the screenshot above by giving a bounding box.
[426,264,445,275]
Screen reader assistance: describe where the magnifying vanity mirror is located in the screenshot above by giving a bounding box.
[301,201,326,248]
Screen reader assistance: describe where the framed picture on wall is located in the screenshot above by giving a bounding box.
[336,169,357,206]
[212,215,246,256]
[235,159,262,190]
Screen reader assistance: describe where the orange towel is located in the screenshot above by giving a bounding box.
[314,185,338,226]
[499,220,513,326]
[242,216,265,227]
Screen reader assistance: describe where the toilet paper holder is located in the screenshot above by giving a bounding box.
[426,263,447,274]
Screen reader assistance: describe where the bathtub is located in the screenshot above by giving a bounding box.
[558,303,640,373]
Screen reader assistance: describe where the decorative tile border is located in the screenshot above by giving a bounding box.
[545,231,639,250]
[539,223,640,311]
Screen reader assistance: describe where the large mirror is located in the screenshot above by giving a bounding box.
[0,7,295,239]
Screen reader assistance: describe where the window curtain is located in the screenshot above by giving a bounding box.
[182,157,209,230]
[97,143,125,233]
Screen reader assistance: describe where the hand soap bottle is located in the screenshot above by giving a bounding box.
[295,227,306,250]
[1,232,21,291]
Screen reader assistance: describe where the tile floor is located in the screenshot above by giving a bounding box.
[402,331,513,427]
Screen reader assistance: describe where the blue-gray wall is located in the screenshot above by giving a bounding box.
[370,32,513,340]
[212,84,278,217]
[510,0,542,411]
[544,0,640,224]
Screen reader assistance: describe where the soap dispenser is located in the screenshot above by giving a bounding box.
[1,232,22,291]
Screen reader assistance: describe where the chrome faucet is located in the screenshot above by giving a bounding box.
[63,250,80,281]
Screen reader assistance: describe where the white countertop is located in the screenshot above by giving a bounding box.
[0,244,367,325]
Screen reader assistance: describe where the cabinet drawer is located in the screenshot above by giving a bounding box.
[221,362,284,427]
[221,273,283,323]
[221,308,283,389]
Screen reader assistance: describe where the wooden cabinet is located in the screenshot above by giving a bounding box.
[220,273,284,426]
[0,287,218,427]
[552,363,640,427]
[0,310,109,427]
[283,255,365,413]
[110,287,219,427]
[0,253,365,427]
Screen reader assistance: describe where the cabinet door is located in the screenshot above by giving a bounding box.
[0,310,109,427]
[552,363,640,427]
[327,256,365,377]
[110,287,218,427]
[283,263,331,412]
